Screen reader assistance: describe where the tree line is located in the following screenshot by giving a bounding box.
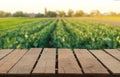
[0,9,120,17]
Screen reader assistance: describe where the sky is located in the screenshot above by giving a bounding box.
[0,0,120,13]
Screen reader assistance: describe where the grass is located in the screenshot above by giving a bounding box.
[0,17,41,30]
[0,16,119,30]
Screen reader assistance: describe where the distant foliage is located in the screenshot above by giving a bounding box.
[67,9,74,17]
[74,10,85,17]
[13,11,28,17]
[90,10,101,16]
[57,11,66,17]
[0,11,11,17]
[35,13,44,17]
[46,11,57,17]
[0,9,120,17]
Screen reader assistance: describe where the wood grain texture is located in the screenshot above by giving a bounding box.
[33,48,56,74]
[0,49,27,74]
[90,50,120,75]
[0,49,13,60]
[118,49,120,51]
[8,48,42,74]
[74,49,109,74]
[58,49,82,74]
[104,49,120,61]
[0,48,119,77]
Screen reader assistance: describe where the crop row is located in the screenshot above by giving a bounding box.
[0,19,56,48]
[0,18,120,49]
[63,19,120,49]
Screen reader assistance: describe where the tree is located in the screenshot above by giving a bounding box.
[74,10,84,17]
[90,10,101,16]
[109,11,117,16]
[0,11,11,17]
[57,10,66,17]
[4,12,11,17]
[44,8,47,17]
[67,9,74,17]
[118,13,120,16]
[35,13,44,17]
[13,11,28,17]
[46,11,57,17]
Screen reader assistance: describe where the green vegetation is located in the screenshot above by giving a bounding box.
[63,19,120,49]
[0,18,120,49]
[0,17,41,30]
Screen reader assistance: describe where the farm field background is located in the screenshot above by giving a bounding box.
[77,16,120,27]
[78,16,120,21]
[0,17,120,49]
[0,17,41,30]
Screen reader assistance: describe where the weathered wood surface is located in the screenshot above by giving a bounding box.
[104,49,120,61]
[9,48,41,74]
[33,48,56,74]
[0,49,27,74]
[90,50,120,76]
[58,49,82,77]
[0,49,13,60]
[74,49,109,77]
[0,48,119,77]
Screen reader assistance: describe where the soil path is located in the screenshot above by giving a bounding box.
[78,18,120,27]
[91,20,120,26]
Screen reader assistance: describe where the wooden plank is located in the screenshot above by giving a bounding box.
[0,49,27,74]
[118,49,120,51]
[104,49,120,61]
[90,50,120,75]
[58,49,82,74]
[33,48,56,75]
[74,49,109,76]
[8,48,42,74]
[0,49,13,60]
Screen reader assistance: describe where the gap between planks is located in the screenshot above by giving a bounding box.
[0,48,120,77]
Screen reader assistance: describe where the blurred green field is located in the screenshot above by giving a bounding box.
[0,17,41,30]
[0,17,120,49]
[0,16,119,30]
